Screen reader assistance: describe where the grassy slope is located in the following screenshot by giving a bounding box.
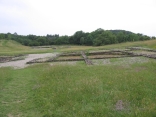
[0,40,53,56]
[0,39,156,55]
[0,40,30,53]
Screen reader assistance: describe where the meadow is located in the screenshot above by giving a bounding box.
[0,39,156,56]
[0,39,156,117]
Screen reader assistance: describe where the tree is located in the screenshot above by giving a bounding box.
[73,31,85,44]
[0,29,152,46]
[6,32,12,39]
[0,33,5,39]
[93,39,102,46]
[80,37,85,45]
[152,36,156,39]
[85,34,94,45]
[55,36,69,45]
[37,37,47,45]
[14,32,18,35]
[93,31,115,45]
[116,32,124,43]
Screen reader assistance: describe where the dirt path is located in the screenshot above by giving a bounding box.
[0,53,58,69]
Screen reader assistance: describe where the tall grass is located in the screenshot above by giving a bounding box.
[0,39,156,116]
[30,62,156,117]
[1,60,155,116]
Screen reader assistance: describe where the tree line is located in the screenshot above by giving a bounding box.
[0,28,155,46]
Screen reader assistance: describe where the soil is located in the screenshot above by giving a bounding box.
[0,53,58,69]
[115,100,130,112]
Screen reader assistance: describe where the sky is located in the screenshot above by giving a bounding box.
[0,0,156,36]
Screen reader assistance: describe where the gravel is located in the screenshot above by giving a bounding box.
[0,53,58,69]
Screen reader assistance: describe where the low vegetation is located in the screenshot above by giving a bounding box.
[0,40,53,56]
[0,59,156,116]
[0,40,30,52]
[0,39,156,117]
[0,39,156,56]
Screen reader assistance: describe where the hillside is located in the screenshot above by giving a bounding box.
[0,40,30,51]
[0,40,31,55]
[0,39,156,56]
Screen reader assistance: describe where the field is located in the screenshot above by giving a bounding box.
[0,39,156,117]
[0,40,53,56]
[0,39,156,56]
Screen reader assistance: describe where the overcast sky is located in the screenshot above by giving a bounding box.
[0,0,156,36]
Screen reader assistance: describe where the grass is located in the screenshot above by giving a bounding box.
[0,40,54,56]
[0,40,30,54]
[0,39,156,116]
[0,59,156,117]
[0,39,156,56]
[60,39,156,52]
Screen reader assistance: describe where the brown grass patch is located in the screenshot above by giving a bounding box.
[134,66,147,72]
[115,100,130,112]
[57,56,82,60]
[88,55,125,59]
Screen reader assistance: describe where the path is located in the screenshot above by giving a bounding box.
[0,53,58,69]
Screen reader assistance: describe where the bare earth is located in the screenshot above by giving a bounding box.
[0,53,58,69]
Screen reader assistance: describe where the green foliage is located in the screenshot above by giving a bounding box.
[0,28,153,46]
[55,36,69,45]
[93,31,117,45]
[72,31,85,44]
[80,37,85,45]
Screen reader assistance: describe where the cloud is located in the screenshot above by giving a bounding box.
[0,0,156,36]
